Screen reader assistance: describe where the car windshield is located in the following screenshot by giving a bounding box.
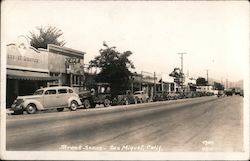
[34,90,44,95]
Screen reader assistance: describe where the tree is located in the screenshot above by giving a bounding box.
[214,82,224,90]
[169,68,185,84]
[196,77,207,85]
[28,25,66,49]
[89,42,135,97]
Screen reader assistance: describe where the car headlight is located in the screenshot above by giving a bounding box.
[13,100,17,104]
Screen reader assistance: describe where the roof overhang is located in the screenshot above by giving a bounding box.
[48,44,86,58]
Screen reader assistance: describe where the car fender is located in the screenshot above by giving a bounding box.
[67,97,82,107]
[22,99,44,110]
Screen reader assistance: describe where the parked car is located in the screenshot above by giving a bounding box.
[217,90,225,98]
[112,90,137,105]
[166,92,179,100]
[225,88,233,96]
[78,83,111,108]
[11,86,82,114]
[240,90,244,97]
[153,92,165,102]
[134,91,149,103]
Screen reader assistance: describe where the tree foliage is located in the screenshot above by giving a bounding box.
[28,25,66,49]
[169,68,184,78]
[89,42,135,97]
[196,77,207,85]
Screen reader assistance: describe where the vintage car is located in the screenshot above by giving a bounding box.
[78,83,112,108]
[112,90,137,105]
[217,90,225,98]
[11,86,82,114]
[224,88,233,96]
[134,90,149,103]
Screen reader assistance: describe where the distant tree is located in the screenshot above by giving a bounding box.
[169,68,185,84]
[196,77,207,85]
[214,82,224,90]
[89,42,135,97]
[28,25,66,49]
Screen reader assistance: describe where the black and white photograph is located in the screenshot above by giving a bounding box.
[0,0,249,160]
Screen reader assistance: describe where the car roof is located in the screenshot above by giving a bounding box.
[37,86,72,91]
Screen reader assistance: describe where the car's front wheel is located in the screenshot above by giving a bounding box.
[124,99,130,105]
[70,101,78,111]
[26,104,37,114]
[103,99,110,107]
[83,99,91,109]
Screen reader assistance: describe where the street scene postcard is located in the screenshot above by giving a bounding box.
[0,0,249,160]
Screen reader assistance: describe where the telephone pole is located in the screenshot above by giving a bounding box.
[206,69,209,84]
[178,53,187,73]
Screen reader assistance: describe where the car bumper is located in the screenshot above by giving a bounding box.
[11,104,24,112]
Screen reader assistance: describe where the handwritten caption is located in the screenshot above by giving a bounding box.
[59,144,162,152]
[201,140,214,152]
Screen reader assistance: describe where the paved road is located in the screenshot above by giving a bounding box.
[6,95,243,152]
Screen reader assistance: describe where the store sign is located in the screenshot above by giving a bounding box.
[7,42,48,71]
[65,57,80,65]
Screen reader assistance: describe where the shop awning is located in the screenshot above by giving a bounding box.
[7,69,59,81]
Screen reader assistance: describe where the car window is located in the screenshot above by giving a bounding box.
[69,89,74,93]
[34,90,44,95]
[45,90,57,95]
[58,89,68,94]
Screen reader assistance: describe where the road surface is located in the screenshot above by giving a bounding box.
[6,95,243,152]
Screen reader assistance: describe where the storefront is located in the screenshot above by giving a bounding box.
[6,37,85,107]
[47,44,85,93]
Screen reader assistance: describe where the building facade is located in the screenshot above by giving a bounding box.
[6,37,85,107]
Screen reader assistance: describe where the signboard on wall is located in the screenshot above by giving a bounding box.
[65,57,80,65]
[7,40,49,72]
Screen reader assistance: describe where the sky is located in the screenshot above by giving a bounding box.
[2,0,249,82]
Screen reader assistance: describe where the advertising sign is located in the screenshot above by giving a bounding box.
[65,57,80,65]
[7,42,49,72]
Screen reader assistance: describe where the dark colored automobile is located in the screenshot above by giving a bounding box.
[78,83,112,108]
[153,92,166,102]
[225,89,233,96]
[112,90,137,105]
[240,90,244,97]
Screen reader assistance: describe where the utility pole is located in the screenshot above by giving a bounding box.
[226,78,228,89]
[178,53,187,92]
[206,69,209,84]
[154,72,156,97]
[178,53,187,73]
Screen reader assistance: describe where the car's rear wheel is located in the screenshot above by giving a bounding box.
[26,104,37,114]
[134,98,137,104]
[83,99,91,109]
[103,98,110,107]
[57,108,64,112]
[70,101,78,111]
[125,99,130,105]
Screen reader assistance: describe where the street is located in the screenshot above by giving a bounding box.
[6,95,243,152]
